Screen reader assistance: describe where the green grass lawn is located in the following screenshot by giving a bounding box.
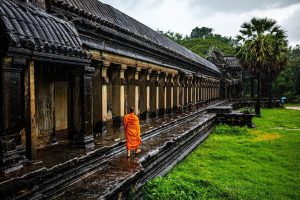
[142,108,300,200]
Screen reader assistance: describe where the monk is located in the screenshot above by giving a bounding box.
[124,107,142,157]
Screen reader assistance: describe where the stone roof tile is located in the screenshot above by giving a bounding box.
[53,0,220,73]
[0,0,88,59]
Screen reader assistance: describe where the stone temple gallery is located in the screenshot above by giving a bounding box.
[0,0,243,199]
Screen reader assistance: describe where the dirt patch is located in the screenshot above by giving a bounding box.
[285,106,300,111]
[273,127,300,131]
[252,133,281,142]
[249,130,263,135]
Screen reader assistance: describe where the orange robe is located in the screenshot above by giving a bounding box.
[124,113,141,150]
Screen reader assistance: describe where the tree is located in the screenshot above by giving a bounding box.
[273,45,300,102]
[180,37,236,57]
[190,27,213,39]
[157,30,185,43]
[236,17,288,115]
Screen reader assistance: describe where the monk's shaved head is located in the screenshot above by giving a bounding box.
[130,107,135,113]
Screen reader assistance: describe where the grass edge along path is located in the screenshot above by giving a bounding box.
[142,108,300,200]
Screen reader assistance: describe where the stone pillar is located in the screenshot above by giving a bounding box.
[69,66,95,149]
[203,80,206,101]
[173,75,179,112]
[193,78,197,104]
[215,82,218,99]
[150,70,159,118]
[139,68,149,120]
[24,60,38,159]
[184,77,189,107]
[218,81,220,98]
[158,72,166,116]
[166,73,173,114]
[213,82,215,99]
[208,81,211,100]
[126,66,140,115]
[179,75,185,108]
[197,79,201,102]
[214,82,216,99]
[101,62,110,132]
[135,68,141,114]
[1,57,25,172]
[188,76,193,105]
[209,81,212,101]
[213,82,216,99]
[206,80,209,101]
[210,81,212,100]
[200,79,203,101]
[111,64,126,127]
[92,61,104,135]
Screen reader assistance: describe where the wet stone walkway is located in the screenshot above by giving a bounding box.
[56,111,218,199]
[0,109,199,183]
[0,101,226,199]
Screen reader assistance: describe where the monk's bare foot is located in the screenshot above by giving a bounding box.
[127,150,131,158]
[135,149,141,154]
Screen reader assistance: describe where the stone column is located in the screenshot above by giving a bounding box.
[215,82,217,99]
[211,81,214,100]
[1,57,25,172]
[200,79,203,102]
[92,61,107,135]
[92,63,101,136]
[135,68,141,114]
[179,75,184,109]
[173,75,179,112]
[188,76,192,105]
[196,78,200,103]
[158,72,166,116]
[166,73,173,114]
[101,62,110,132]
[209,80,213,100]
[213,82,216,99]
[139,68,149,120]
[126,66,140,115]
[193,78,197,104]
[69,66,95,149]
[206,80,209,101]
[202,80,205,101]
[111,64,126,127]
[24,60,39,159]
[215,82,218,99]
[198,78,201,102]
[184,76,189,107]
[209,80,212,101]
[149,70,159,118]
[218,81,220,98]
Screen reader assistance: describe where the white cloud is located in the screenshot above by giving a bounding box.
[99,0,300,46]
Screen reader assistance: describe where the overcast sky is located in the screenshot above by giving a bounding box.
[100,0,300,46]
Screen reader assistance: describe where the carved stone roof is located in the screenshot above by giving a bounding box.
[0,0,88,59]
[224,56,242,68]
[52,0,220,74]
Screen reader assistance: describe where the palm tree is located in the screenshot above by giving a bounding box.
[236,17,288,115]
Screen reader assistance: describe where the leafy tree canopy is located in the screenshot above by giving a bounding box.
[190,26,213,38]
[273,45,300,101]
[157,30,186,43]
[157,27,236,57]
[180,37,236,57]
